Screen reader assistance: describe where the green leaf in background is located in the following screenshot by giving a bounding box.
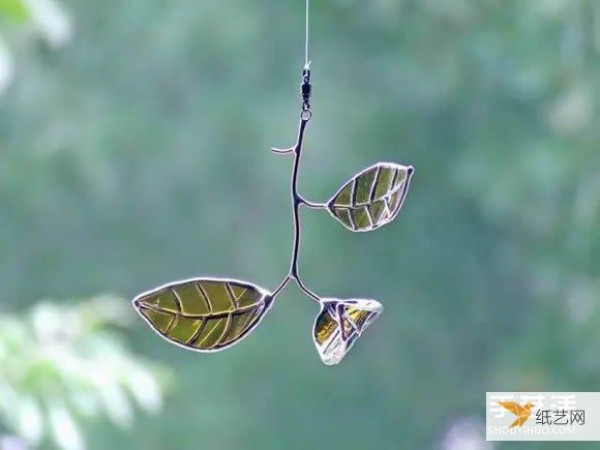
[327,162,414,232]
[0,299,169,450]
[133,278,274,352]
[0,0,29,22]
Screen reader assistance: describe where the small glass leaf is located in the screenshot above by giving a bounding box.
[133,278,273,352]
[327,162,414,232]
[313,298,383,365]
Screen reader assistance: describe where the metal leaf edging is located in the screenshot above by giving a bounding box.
[133,277,273,353]
[313,298,383,365]
[327,162,414,232]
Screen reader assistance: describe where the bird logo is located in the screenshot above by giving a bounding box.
[497,401,536,428]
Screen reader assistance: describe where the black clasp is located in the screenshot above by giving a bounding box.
[301,67,312,112]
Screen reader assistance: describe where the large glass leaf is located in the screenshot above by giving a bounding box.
[313,299,382,365]
[132,278,273,352]
[327,162,414,232]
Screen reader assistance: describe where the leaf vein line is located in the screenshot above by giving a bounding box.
[225,283,239,309]
[389,167,400,193]
[369,165,382,203]
[165,313,180,335]
[213,313,234,350]
[347,208,357,231]
[363,205,374,229]
[140,303,259,320]
[195,282,213,314]
[350,178,358,208]
[170,287,183,314]
[196,319,224,348]
[186,318,208,347]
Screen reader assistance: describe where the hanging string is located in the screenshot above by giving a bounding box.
[304,0,310,69]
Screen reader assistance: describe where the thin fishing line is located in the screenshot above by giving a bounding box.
[305,0,310,68]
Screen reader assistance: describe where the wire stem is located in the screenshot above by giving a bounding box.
[269,108,320,304]
[289,118,308,279]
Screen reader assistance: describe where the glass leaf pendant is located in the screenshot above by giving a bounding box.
[327,162,414,232]
[313,299,383,365]
[132,2,414,366]
[133,278,273,352]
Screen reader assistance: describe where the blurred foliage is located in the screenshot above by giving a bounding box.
[0,0,29,22]
[1,0,600,449]
[0,0,71,93]
[0,298,168,450]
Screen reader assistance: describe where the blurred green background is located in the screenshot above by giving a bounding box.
[1,0,600,449]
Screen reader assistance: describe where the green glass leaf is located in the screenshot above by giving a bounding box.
[327,162,414,232]
[313,299,383,365]
[133,278,273,352]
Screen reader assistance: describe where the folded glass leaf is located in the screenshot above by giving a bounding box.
[313,298,383,365]
[327,162,413,232]
[133,278,273,352]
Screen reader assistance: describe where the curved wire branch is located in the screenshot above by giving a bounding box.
[270,68,323,304]
[272,275,291,298]
[299,197,326,209]
[270,147,295,155]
